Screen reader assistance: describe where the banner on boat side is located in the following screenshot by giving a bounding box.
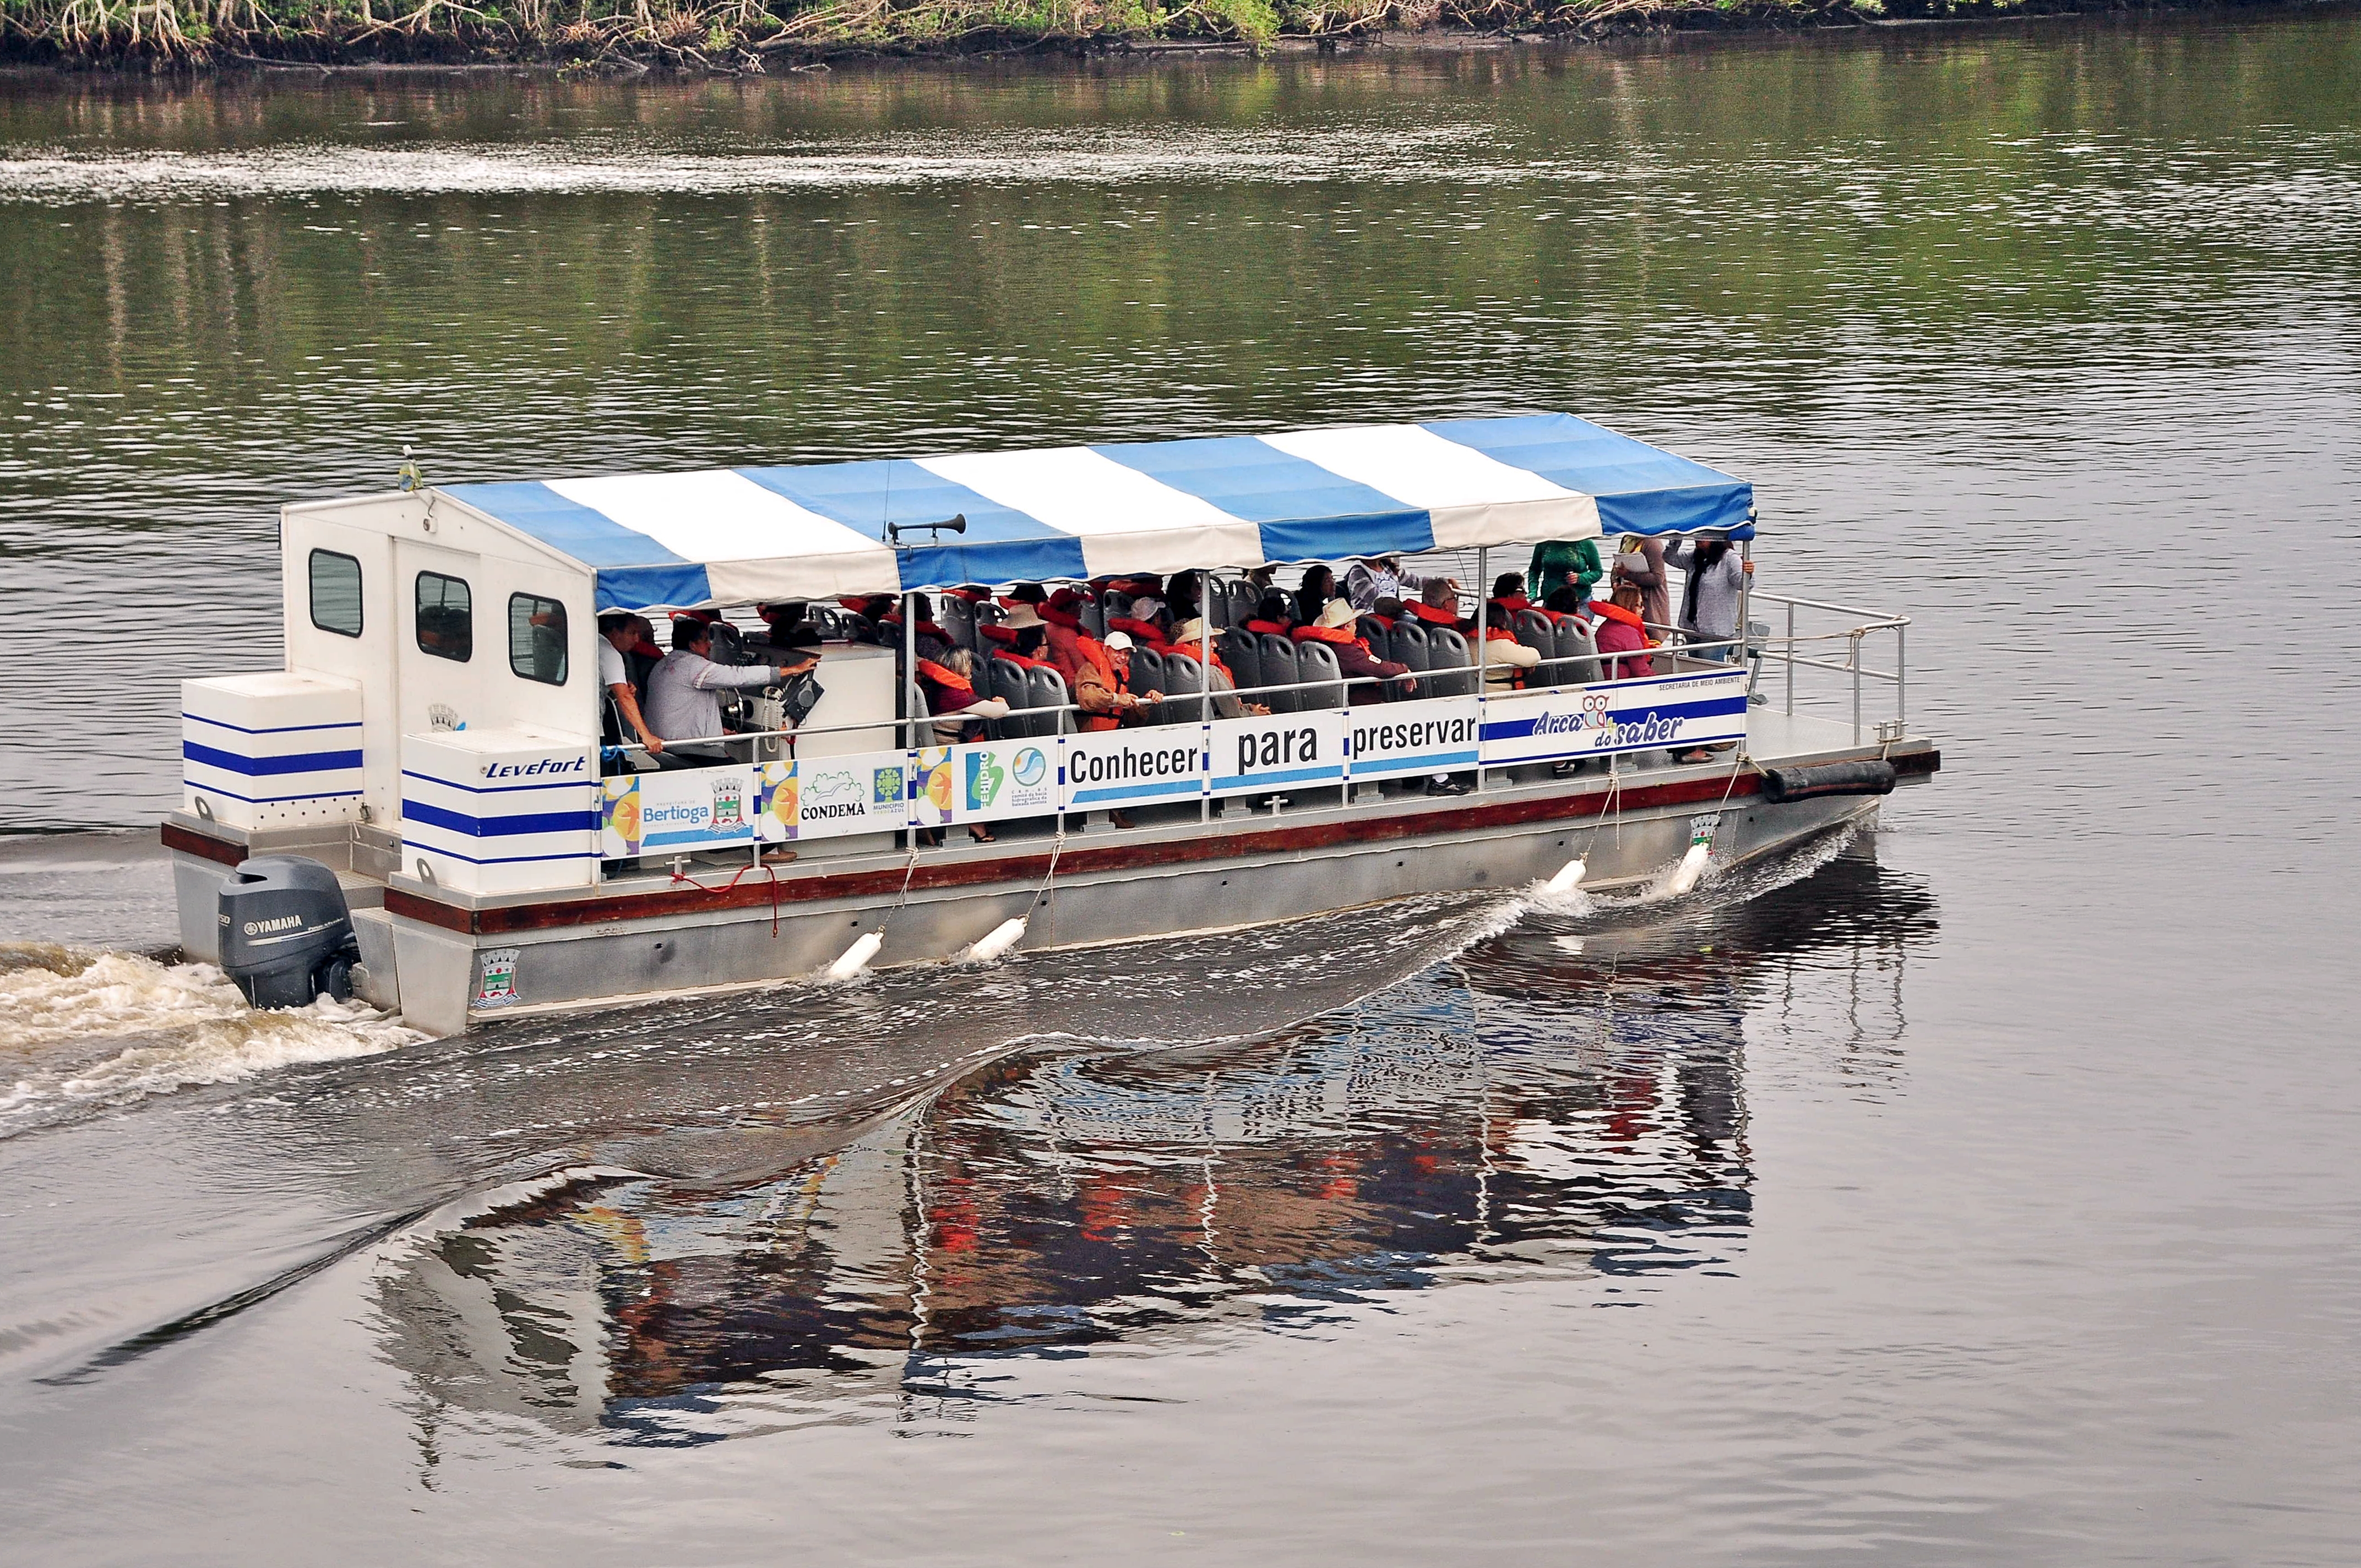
[1208,711,1347,797]
[1062,729,1207,809]
[599,749,911,858]
[1478,669,1749,765]
[1346,696,1482,779]
[913,739,1062,827]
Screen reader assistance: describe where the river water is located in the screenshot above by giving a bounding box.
[3,8,2359,1562]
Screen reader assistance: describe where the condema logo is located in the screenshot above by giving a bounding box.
[1012,747,1047,787]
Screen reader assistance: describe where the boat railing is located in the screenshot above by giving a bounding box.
[1744,591,1910,742]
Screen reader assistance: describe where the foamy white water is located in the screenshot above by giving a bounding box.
[0,945,428,1132]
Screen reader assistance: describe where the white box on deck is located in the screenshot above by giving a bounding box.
[181,672,365,832]
[398,727,599,896]
[798,641,900,758]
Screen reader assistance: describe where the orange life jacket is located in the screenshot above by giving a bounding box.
[1293,623,1374,657]
[1404,601,1462,629]
[1074,637,1126,732]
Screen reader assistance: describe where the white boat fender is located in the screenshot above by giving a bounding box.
[1543,858,1587,894]
[826,930,884,981]
[1666,841,1712,898]
[963,917,1029,965]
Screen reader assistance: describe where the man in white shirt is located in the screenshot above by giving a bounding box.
[596,613,662,758]
[647,617,815,753]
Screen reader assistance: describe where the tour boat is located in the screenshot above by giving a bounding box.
[164,412,1936,1035]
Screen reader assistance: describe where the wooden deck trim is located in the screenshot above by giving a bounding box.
[160,819,248,869]
[379,748,1936,938]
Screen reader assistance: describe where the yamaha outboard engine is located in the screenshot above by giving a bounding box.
[217,856,358,1009]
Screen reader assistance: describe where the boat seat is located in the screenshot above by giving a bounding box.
[973,600,1005,654]
[1514,608,1563,689]
[1226,580,1258,629]
[1255,634,1300,714]
[988,656,1030,740]
[1220,628,1261,696]
[1357,615,1392,646]
[1389,618,1431,674]
[1081,601,1107,639]
[1158,651,1206,725]
[1130,646,1167,708]
[1554,618,1602,685]
[1019,665,1068,737]
[939,595,978,659]
[1427,626,1475,698]
[1293,640,1343,711]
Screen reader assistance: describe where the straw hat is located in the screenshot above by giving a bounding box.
[1314,598,1359,631]
[1001,603,1045,631]
[1171,617,1209,644]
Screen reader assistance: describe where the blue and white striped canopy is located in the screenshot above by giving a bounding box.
[440,412,1752,612]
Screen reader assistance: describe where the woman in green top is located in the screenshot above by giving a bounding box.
[1528,538,1603,608]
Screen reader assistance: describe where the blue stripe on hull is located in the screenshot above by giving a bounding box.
[184,740,363,776]
[401,797,600,839]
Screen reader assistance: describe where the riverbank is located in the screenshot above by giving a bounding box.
[0,0,2311,73]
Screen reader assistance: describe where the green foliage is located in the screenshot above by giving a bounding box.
[0,0,2015,63]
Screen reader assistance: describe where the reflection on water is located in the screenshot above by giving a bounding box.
[378,842,1931,1445]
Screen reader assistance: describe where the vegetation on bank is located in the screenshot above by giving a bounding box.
[0,0,2238,68]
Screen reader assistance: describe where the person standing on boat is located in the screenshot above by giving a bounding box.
[1345,554,1426,612]
[1665,532,1751,662]
[1528,538,1602,611]
[1610,535,1671,635]
[647,617,814,756]
[596,613,663,762]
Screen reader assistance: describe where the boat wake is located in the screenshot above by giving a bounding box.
[0,944,428,1137]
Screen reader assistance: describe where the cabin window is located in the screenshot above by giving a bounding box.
[508,593,568,686]
[308,549,363,638]
[415,571,473,662]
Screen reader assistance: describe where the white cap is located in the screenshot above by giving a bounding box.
[1103,630,1134,651]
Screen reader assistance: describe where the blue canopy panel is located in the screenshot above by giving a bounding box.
[437,415,1750,609]
[440,482,714,611]
[1091,435,1435,563]
[1427,413,1754,540]
[738,459,1086,591]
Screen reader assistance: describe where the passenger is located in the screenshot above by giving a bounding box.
[1166,570,1204,629]
[1106,607,1172,650]
[1074,629,1161,831]
[1541,585,1586,621]
[1609,535,1671,635]
[1528,536,1603,612]
[596,613,663,760]
[1345,554,1427,612]
[917,647,1012,744]
[1665,532,1752,662]
[647,617,816,755]
[1242,590,1297,638]
[998,581,1048,612]
[1295,598,1417,705]
[1406,580,1539,691]
[993,605,1056,668]
[625,615,666,695]
[1247,565,1276,594]
[1038,587,1094,688]
[1074,630,1161,731]
[1489,571,1533,620]
[1171,617,1271,718]
[879,593,957,662]
[1294,564,1336,626]
[1121,574,1169,628]
[1590,580,1657,680]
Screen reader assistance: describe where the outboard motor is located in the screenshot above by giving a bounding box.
[217,856,358,1009]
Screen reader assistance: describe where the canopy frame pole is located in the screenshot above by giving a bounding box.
[903,587,919,851]
[1738,525,1755,716]
[1201,570,1214,825]
[1473,546,1489,794]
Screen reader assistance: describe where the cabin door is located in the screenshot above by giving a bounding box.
[392,538,488,760]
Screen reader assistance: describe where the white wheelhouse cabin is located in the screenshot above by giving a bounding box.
[166,413,1938,1035]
